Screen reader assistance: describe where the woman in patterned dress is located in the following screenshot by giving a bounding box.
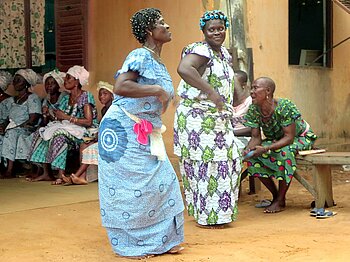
[174,10,242,228]
[29,66,98,184]
[243,77,317,213]
[1,69,42,178]
[98,8,184,259]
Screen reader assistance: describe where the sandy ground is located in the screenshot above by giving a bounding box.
[1,169,350,262]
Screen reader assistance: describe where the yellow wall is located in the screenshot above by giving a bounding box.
[88,0,350,158]
[245,0,350,149]
[88,0,204,162]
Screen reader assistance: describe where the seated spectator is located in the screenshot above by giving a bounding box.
[29,66,98,184]
[26,69,66,180]
[232,70,252,149]
[242,77,317,213]
[41,69,67,126]
[0,69,42,179]
[0,71,13,167]
[62,81,114,185]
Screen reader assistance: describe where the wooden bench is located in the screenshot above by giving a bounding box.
[295,152,350,208]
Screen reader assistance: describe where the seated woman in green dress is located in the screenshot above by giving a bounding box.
[242,77,317,213]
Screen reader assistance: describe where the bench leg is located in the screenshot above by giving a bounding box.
[294,171,316,197]
[313,164,334,208]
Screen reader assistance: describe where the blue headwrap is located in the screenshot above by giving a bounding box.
[199,10,230,30]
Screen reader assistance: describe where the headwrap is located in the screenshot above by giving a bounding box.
[43,69,66,89]
[0,71,13,92]
[67,65,89,86]
[96,81,114,94]
[15,69,42,87]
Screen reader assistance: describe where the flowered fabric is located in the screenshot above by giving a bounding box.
[98,48,184,257]
[29,91,98,170]
[0,0,45,68]
[244,98,317,184]
[174,42,241,226]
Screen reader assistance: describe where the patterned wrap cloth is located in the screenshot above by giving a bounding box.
[244,98,317,184]
[29,91,98,170]
[98,48,184,257]
[174,42,242,226]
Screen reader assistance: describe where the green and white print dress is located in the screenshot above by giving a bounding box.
[174,42,241,226]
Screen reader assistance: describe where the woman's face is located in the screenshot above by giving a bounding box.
[64,74,79,91]
[203,19,226,49]
[250,79,268,106]
[13,74,28,92]
[45,76,60,95]
[98,88,113,105]
[150,15,171,44]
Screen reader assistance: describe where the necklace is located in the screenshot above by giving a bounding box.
[69,91,82,105]
[15,92,28,104]
[143,46,163,64]
[260,106,275,119]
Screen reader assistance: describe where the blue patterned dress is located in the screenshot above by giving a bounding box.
[2,94,42,161]
[98,48,184,257]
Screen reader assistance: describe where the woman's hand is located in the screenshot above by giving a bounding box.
[157,86,171,113]
[254,145,268,156]
[207,90,224,111]
[53,109,68,121]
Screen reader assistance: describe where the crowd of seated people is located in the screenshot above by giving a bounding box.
[0,66,113,185]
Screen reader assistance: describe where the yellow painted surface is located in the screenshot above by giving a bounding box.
[87,0,350,158]
[245,0,350,148]
[88,0,204,161]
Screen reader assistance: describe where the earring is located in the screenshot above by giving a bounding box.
[266,95,269,99]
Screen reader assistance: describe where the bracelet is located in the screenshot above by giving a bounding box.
[69,116,73,123]
[74,117,78,124]
[264,146,271,154]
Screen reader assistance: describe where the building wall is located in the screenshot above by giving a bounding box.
[245,0,350,149]
[88,0,350,161]
[88,0,204,163]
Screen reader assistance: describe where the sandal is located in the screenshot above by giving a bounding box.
[62,176,73,186]
[51,178,63,185]
[255,199,272,208]
[316,208,337,219]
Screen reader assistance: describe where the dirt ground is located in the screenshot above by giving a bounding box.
[1,169,350,262]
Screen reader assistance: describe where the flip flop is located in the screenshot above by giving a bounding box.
[310,207,331,217]
[316,208,337,219]
[51,178,63,185]
[255,199,272,208]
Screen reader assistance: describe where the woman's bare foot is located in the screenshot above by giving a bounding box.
[71,174,88,185]
[167,245,184,254]
[30,174,54,182]
[264,200,285,213]
[61,175,72,185]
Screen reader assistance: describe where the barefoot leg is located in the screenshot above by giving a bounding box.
[31,164,54,182]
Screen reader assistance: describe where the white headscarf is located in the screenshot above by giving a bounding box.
[67,65,89,86]
[43,69,66,89]
[15,69,41,87]
[96,81,114,94]
[0,71,13,92]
